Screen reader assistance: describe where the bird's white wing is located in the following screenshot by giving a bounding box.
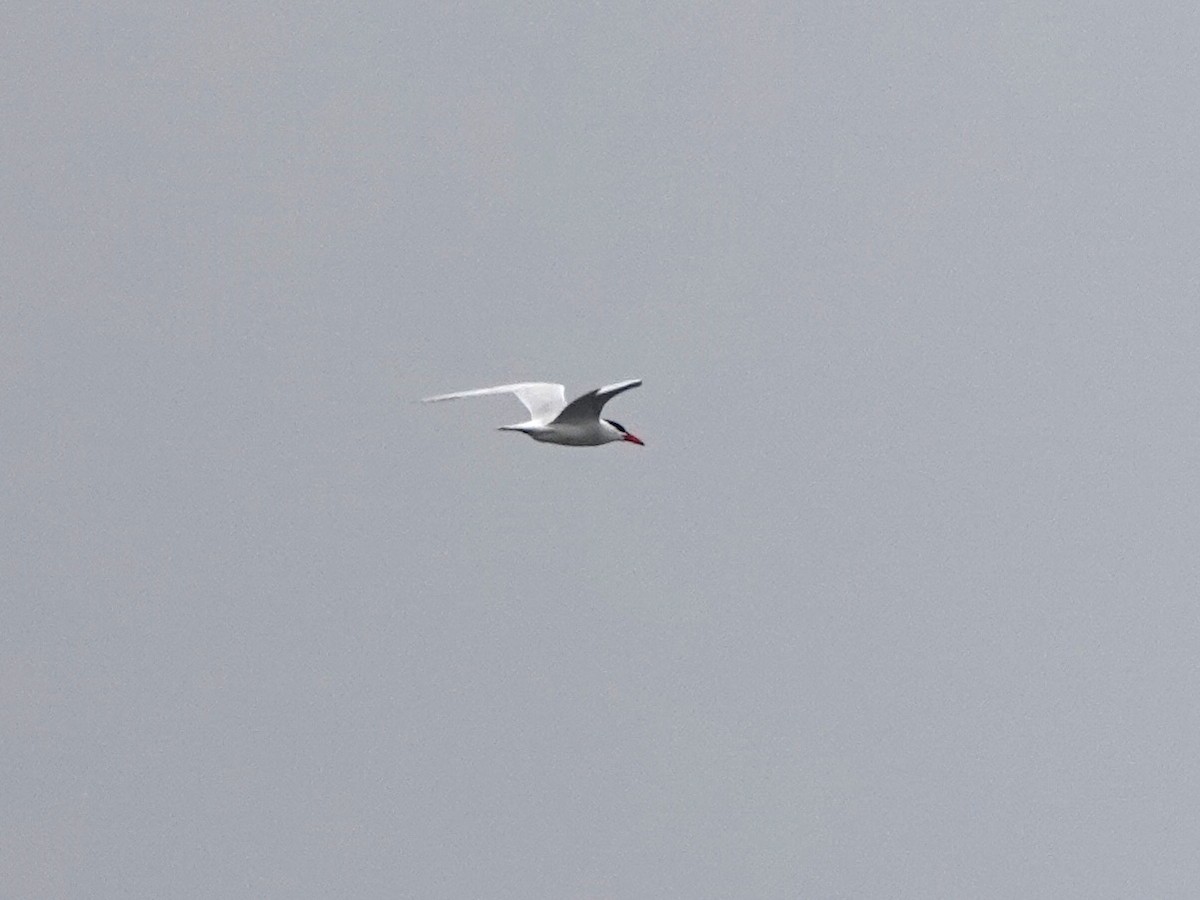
[551,379,642,424]
[420,382,567,423]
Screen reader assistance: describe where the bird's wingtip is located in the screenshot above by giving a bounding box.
[598,377,643,394]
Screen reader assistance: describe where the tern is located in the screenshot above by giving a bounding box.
[421,378,644,447]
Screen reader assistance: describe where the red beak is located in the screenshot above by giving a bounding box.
[623,433,645,446]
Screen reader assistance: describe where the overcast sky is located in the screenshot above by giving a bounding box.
[5,2,1200,897]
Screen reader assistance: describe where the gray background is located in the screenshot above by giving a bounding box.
[5,2,1199,898]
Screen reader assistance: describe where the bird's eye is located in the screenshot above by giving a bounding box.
[606,419,626,433]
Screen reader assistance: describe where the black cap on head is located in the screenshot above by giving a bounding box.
[604,419,627,433]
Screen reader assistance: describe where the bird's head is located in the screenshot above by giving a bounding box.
[604,419,644,446]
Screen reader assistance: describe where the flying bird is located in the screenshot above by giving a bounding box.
[421,379,644,447]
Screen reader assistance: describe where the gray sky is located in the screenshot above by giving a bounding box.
[5,2,1200,897]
